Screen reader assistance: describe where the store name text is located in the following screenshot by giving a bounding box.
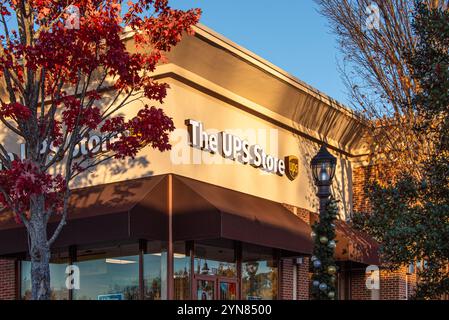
[186,119,298,180]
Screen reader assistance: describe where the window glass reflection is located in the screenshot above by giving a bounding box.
[74,255,139,300]
[142,240,165,300]
[194,240,236,277]
[21,259,69,300]
[219,281,237,300]
[197,280,215,300]
[74,244,140,300]
[143,253,162,300]
[242,244,278,300]
[173,242,190,300]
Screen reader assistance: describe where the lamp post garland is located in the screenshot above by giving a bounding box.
[310,145,339,300]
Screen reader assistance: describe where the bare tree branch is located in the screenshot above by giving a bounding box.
[316,0,446,179]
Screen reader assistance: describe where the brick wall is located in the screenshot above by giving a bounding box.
[349,267,416,300]
[406,269,418,299]
[281,258,419,300]
[380,267,418,300]
[353,163,399,214]
[280,259,294,300]
[380,269,402,300]
[349,267,417,300]
[297,258,310,300]
[280,258,310,300]
[280,163,425,301]
[350,269,372,300]
[281,205,311,300]
[282,204,311,225]
[284,182,421,301]
[352,165,375,214]
[0,259,17,300]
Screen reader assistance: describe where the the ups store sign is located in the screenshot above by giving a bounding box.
[186,119,299,181]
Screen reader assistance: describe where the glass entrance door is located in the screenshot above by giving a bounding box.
[193,240,239,300]
[218,279,237,300]
[195,276,216,300]
[194,276,238,300]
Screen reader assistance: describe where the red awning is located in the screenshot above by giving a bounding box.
[310,212,380,265]
[0,174,313,256]
[172,175,313,254]
[0,175,169,255]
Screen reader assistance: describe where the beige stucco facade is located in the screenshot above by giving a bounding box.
[0,24,370,220]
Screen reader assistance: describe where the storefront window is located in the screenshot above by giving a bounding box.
[142,241,165,300]
[194,240,236,277]
[73,244,140,300]
[20,241,167,300]
[21,254,69,300]
[72,242,166,300]
[173,242,191,300]
[242,244,278,300]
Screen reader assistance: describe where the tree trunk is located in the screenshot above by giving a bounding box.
[28,200,51,300]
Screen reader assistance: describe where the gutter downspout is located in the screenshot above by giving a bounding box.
[405,273,409,300]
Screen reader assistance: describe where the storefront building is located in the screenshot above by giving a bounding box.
[0,25,414,300]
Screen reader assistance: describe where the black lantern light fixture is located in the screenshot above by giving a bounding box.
[310,145,338,300]
[311,145,337,212]
[201,261,210,275]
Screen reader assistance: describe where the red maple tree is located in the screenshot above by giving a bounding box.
[0,0,200,300]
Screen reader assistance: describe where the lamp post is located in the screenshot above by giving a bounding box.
[310,145,337,214]
[310,145,338,300]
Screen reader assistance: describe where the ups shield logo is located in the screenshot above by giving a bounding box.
[285,156,299,181]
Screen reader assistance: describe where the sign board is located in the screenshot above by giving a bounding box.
[97,293,124,300]
[186,119,298,181]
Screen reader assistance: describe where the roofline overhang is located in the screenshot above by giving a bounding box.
[151,64,369,158]
[122,23,367,125]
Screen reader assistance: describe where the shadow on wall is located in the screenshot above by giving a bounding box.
[0,120,24,157]
[55,87,156,188]
[68,176,160,218]
[291,93,365,220]
[71,155,154,188]
[0,84,157,228]
[0,124,25,225]
[0,69,158,187]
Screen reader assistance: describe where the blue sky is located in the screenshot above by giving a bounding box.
[1,0,348,104]
[171,0,348,105]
